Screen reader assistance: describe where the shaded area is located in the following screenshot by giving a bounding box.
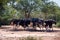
[8,28,60,32]
[0,26,60,32]
[0,27,10,29]
[26,29,60,32]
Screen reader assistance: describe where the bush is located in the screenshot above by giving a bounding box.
[56,22,60,28]
[19,36,42,40]
[26,36,36,40]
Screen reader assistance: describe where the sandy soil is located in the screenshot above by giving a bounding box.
[0,25,60,40]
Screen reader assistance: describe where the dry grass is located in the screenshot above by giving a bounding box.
[19,36,42,40]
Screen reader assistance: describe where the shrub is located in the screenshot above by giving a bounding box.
[56,22,60,28]
[19,36,42,40]
[26,36,36,40]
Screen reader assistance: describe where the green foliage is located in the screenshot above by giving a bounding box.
[19,36,42,40]
[56,22,60,28]
[26,36,36,40]
[0,0,10,18]
[40,0,58,20]
[4,5,24,19]
[0,0,8,4]
[0,0,60,26]
[13,0,42,18]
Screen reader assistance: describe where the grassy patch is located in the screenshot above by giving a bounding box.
[19,36,42,40]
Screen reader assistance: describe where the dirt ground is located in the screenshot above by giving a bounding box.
[0,25,60,40]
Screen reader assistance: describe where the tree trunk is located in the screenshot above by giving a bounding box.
[44,13,48,20]
[25,11,30,19]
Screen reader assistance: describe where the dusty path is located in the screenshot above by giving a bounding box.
[0,25,60,40]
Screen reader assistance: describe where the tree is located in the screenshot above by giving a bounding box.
[0,0,8,15]
[0,0,9,26]
[12,0,42,18]
[41,0,57,20]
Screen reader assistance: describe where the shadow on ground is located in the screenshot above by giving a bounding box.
[0,27,60,32]
[8,29,60,32]
[0,27,10,29]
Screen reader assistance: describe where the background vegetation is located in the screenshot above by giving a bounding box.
[0,0,60,27]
